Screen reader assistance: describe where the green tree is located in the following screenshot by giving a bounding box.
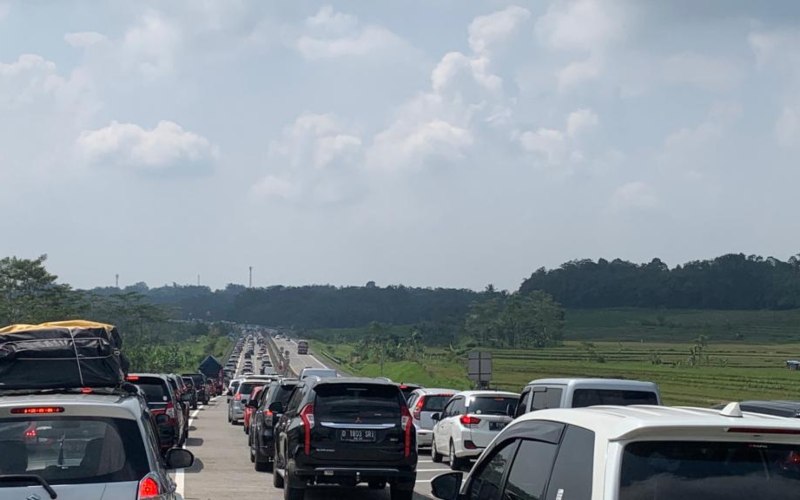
[0,255,83,325]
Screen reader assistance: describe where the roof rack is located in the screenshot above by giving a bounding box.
[0,382,141,398]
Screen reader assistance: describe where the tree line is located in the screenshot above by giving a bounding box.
[520,253,800,310]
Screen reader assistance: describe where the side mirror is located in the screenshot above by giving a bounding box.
[155,414,170,426]
[165,448,195,469]
[268,401,284,414]
[431,472,463,500]
[430,413,441,421]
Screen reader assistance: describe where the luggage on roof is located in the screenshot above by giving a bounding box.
[0,320,129,390]
[198,355,222,377]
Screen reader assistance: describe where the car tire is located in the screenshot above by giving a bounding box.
[273,452,285,489]
[255,457,272,472]
[431,439,442,463]
[284,463,305,500]
[390,483,414,500]
[449,440,467,471]
[244,423,249,434]
[191,402,198,410]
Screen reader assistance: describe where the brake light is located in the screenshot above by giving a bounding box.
[401,405,413,458]
[165,402,176,419]
[460,415,481,427]
[138,475,160,499]
[300,403,314,455]
[126,375,140,381]
[11,407,64,415]
[23,423,37,440]
[727,427,800,435]
[80,387,93,394]
[234,393,242,401]
[413,397,425,420]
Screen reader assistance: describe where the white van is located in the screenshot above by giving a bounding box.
[515,378,661,417]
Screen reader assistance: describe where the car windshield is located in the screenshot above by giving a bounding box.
[315,384,402,421]
[468,396,518,416]
[273,385,297,405]
[422,395,452,412]
[572,389,658,408]
[0,416,149,485]
[620,440,800,499]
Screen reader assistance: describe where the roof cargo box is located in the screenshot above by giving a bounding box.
[198,355,222,377]
[0,320,128,390]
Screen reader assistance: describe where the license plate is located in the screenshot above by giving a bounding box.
[490,422,507,431]
[339,429,377,442]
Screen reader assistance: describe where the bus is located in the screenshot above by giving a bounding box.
[297,340,309,355]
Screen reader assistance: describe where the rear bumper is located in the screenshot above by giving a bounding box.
[294,466,416,482]
[416,429,433,447]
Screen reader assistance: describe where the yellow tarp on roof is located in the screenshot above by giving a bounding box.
[0,320,116,334]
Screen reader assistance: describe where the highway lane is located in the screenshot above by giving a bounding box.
[179,334,445,500]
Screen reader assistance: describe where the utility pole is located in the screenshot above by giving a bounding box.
[197,274,200,286]
[115,274,119,288]
[249,266,253,288]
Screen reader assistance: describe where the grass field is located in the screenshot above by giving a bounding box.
[311,307,800,407]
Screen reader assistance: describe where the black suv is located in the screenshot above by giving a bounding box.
[182,372,209,405]
[273,377,417,500]
[249,378,300,472]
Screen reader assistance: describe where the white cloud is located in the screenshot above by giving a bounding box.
[296,6,409,59]
[121,10,181,79]
[556,56,602,90]
[270,113,362,170]
[77,120,217,172]
[468,5,531,55]
[520,128,566,164]
[749,29,800,71]
[566,108,598,138]
[64,32,108,48]
[662,52,742,90]
[611,181,658,211]
[0,3,9,21]
[251,175,296,200]
[776,105,800,148]
[368,118,473,172]
[536,0,624,52]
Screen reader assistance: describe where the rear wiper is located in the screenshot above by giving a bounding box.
[0,474,58,498]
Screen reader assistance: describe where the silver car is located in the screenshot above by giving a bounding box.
[228,379,265,424]
[0,389,194,500]
[406,388,457,447]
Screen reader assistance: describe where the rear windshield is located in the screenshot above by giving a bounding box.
[315,384,402,421]
[272,385,297,405]
[231,381,241,391]
[0,416,149,485]
[468,396,518,416]
[572,389,658,408]
[182,378,194,387]
[132,379,168,403]
[423,395,453,412]
[620,440,800,499]
[238,383,260,395]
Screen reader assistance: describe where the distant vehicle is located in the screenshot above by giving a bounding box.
[406,388,456,448]
[398,383,423,402]
[182,373,210,405]
[127,373,190,449]
[243,385,267,434]
[431,402,800,500]
[515,378,661,417]
[299,367,338,379]
[229,379,266,425]
[297,340,309,355]
[721,400,800,418]
[181,376,199,410]
[248,378,300,472]
[431,390,519,470]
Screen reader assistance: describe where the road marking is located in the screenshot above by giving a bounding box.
[308,354,327,369]
[175,398,209,498]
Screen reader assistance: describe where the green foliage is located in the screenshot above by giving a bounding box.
[0,255,83,324]
[465,291,565,348]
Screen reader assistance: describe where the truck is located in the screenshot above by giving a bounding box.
[297,339,309,355]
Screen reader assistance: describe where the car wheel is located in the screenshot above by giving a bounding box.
[284,463,305,500]
[449,440,467,471]
[255,457,272,472]
[273,447,285,488]
[390,483,414,500]
[431,439,442,463]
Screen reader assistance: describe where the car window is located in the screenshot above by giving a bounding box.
[238,382,259,395]
[469,396,518,416]
[619,440,800,499]
[315,384,402,422]
[572,389,658,408]
[544,425,594,500]
[516,389,531,417]
[285,386,305,414]
[531,388,562,411]
[133,379,170,403]
[502,439,558,500]
[423,395,452,412]
[468,440,519,500]
[441,400,454,418]
[0,416,150,485]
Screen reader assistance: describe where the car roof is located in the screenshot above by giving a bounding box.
[517,403,800,442]
[414,388,458,396]
[0,393,145,420]
[452,390,520,398]
[526,378,659,390]
[128,373,168,380]
[311,377,398,386]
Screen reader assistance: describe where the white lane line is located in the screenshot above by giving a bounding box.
[175,396,214,498]
[308,354,327,369]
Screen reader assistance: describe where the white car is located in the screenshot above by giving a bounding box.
[431,390,519,470]
[431,402,800,500]
[406,388,457,448]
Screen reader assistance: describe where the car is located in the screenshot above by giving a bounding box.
[515,378,661,417]
[126,373,190,449]
[431,390,519,470]
[182,373,209,405]
[298,367,338,379]
[297,340,309,355]
[227,378,244,403]
[406,388,456,448]
[430,402,800,500]
[165,373,191,435]
[243,384,267,434]
[273,377,417,500]
[248,378,299,472]
[0,385,195,499]
[719,400,800,418]
[229,379,266,425]
[398,383,423,402]
[181,376,199,410]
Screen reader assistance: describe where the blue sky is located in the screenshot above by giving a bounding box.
[1,1,799,291]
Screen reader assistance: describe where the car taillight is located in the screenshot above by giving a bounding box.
[11,407,64,415]
[413,397,425,420]
[401,405,413,458]
[300,403,314,455]
[460,415,481,427]
[23,423,37,440]
[138,475,160,499]
[234,393,242,401]
[166,402,176,419]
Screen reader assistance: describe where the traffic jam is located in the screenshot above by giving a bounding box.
[3,322,800,500]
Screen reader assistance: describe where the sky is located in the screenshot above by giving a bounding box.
[1,1,799,292]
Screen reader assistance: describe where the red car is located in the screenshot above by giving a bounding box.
[243,385,265,434]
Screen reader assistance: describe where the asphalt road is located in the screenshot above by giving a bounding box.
[177,335,447,500]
